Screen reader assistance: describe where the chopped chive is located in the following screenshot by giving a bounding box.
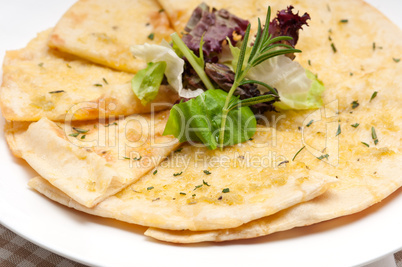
[81,135,86,139]
[393,58,400,63]
[147,186,154,190]
[159,8,164,12]
[351,100,359,109]
[372,42,376,50]
[94,83,103,87]
[331,43,337,53]
[194,184,203,190]
[361,142,370,147]
[292,146,305,161]
[49,90,65,94]
[180,192,186,195]
[370,91,378,102]
[203,180,210,186]
[192,194,196,197]
[350,72,353,76]
[72,127,89,133]
[278,160,289,167]
[222,188,230,193]
[306,120,313,127]
[335,125,341,136]
[66,63,72,68]
[340,19,348,23]
[351,123,360,128]
[317,154,329,160]
[371,127,378,145]
[153,170,158,175]
[102,78,108,84]
[38,62,44,67]
[174,148,183,153]
[173,172,183,177]
[203,170,211,175]
[147,33,154,40]
[123,156,130,160]
[104,122,117,127]
[308,59,311,66]
[133,156,142,161]
[69,133,80,137]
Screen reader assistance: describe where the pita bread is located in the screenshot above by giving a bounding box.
[27,127,337,231]
[0,29,178,122]
[143,0,402,242]
[48,0,173,73]
[6,110,180,208]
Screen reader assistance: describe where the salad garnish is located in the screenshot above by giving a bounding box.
[131,3,324,150]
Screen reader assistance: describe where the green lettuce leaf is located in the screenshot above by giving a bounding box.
[274,69,325,110]
[163,89,256,150]
[131,61,166,106]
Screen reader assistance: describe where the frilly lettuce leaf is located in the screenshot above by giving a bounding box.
[274,69,324,110]
[227,45,324,110]
[163,89,256,150]
[131,62,166,105]
[131,41,204,98]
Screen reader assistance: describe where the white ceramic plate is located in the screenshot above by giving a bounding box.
[0,1,401,266]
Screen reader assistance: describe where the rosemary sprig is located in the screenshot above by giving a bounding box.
[218,6,301,148]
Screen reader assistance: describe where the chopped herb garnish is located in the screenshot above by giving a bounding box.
[49,90,65,94]
[180,192,186,195]
[351,100,359,109]
[351,123,360,128]
[222,188,230,193]
[103,77,108,84]
[370,91,378,102]
[173,172,183,176]
[331,43,337,53]
[94,83,103,87]
[147,33,154,40]
[174,148,183,153]
[194,184,203,190]
[306,120,313,127]
[69,133,80,137]
[123,157,130,160]
[340,19,348,23]
[153,170,158,175]
[292,146,305,161]
[203,170,211,175]
[317,154,329,160]
[361,142,370,147]
[81,135,86,139]
[203,180,210,186]
[66,63,72,68]
[335,124,341,136]
[371,126,378,145]
[372,42,376,51]
[308,59,311,66]
[38,62,44,67]
[72,127,89,133]
[147,186,154,190]
[278,160,289,167]
[133,156,142,161]
[104,122,117,127]
[393,58,400,63]
[192,194,196,197]
[159,8,164,12]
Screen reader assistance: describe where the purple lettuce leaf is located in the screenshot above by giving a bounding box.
[268,6,310,48]
[182,2,249,62]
